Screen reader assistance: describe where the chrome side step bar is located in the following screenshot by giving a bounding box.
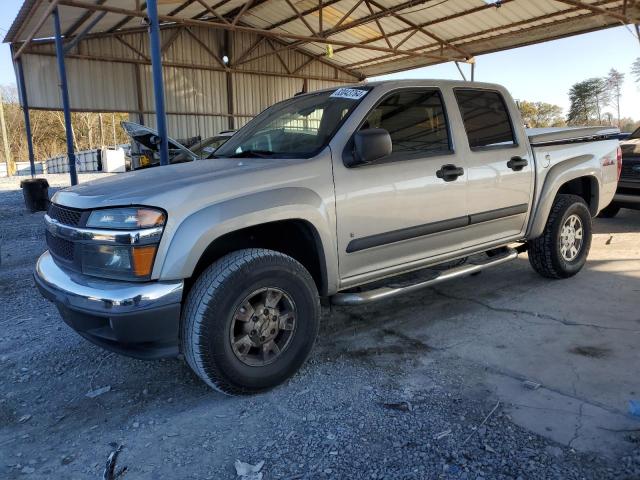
[331,248,518,306]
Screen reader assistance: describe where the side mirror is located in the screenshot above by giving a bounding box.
[352,128,392,166]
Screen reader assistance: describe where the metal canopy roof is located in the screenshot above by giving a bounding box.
[6,0,640,78]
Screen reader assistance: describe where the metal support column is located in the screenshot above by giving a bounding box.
[224,30,235,131]
[147,0,169,166]
[53,6,78,186]
[15,58,36,178]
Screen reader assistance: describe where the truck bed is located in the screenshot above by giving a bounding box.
[527,126,619,146]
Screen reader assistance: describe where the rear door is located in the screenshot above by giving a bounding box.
[332,88,469,281]
[453,88,534,243]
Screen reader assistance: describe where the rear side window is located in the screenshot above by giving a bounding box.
[455,89,516,149]
[360,89,451,156]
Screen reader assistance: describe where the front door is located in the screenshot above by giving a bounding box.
[332,88,468,282]
[453,88,534,244]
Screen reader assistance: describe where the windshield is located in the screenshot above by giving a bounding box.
[630,127,640,140]
[214,87,370,158]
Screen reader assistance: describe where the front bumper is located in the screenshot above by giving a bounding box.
[34,251,184,359]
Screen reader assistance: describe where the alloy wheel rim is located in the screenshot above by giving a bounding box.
[229,287,297,367]
[559,214,583,262]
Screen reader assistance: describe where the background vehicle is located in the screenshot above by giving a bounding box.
[598,126,640,217]
[35,80,621,395]
[122,122,234,170]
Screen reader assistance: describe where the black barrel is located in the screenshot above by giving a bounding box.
[20,178,50,212]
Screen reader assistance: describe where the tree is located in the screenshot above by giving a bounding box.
[619,117,640,133]
[567,78,608,125]
[517,100,564,128]
[632,57,640,84]
[605,68,624,128]
[0,84,131,166]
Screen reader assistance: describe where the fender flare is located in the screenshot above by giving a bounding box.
[528,155,601,240]
[154,187,338,292]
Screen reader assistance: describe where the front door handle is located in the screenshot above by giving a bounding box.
[507,156,528,171]
[436,164,464,182]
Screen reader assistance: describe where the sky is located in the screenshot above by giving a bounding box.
[0,0,638,120]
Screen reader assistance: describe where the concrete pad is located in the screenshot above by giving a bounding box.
[333,208,640,457]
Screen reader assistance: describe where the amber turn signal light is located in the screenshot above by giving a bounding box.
[131,245,158,277]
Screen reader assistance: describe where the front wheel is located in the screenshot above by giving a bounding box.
[181,249,320,395]
[527,194,592,279]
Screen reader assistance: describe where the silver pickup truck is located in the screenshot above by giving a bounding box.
[35,80,621,395]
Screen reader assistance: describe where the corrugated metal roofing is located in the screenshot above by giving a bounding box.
[6,0,638,78]
[3,0,637,136]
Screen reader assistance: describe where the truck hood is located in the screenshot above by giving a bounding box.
[121,121,197,160]
[51,157,295,210]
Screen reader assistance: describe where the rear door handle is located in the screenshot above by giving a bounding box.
[436,164,464,182]
[507,156,528,171]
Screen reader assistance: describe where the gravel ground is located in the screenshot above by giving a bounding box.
[1,174,639,479]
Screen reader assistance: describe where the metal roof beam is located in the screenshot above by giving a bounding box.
[107,2,147,34]
[19,48,357,83]
[169,0,197,16]
[364,0,393,49]
[350,3,624,71]
[64,0,107,37]
[331,0,365,32]
[334,0,628,61]
[232,0,465,66]
[265,37,292,74]
[253,0,460,63]
[64,10,107,53]
[367,0,472,59]
[13,0,61,60]
[232,0,255,26]
[267,0,342,31]
[284,0,318,36]
[183,26,227,68]
[234,36,265,64]
[56,0,468,62]
[552,0,635,23]
[332,0,517,55]
[161,25,184,53]
[194,0,231,24]
[114,35,149,60]
[192,0,243,20]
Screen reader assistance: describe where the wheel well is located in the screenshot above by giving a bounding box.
[557,176,599,215]
[186,220,327,296]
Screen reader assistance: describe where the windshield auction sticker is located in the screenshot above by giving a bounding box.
[330,88,368,100]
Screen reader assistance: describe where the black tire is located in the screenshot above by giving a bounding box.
[527,194,592,279]
[597,203,620,218]
[181,248,320,395]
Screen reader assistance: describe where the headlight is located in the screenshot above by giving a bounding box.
[82,244,158,280]
[87,207,166,230]
[81,206,165,281]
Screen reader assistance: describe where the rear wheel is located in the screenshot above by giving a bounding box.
[597,203,620,218]
[181,249,320,395]
[527,194,592,279]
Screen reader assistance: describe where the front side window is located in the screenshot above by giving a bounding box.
[215,87,369,159]
[455,89,516,149]
[360,89,451,156]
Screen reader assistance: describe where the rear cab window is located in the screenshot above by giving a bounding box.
[454,89,516,150]
[356,88,452,162]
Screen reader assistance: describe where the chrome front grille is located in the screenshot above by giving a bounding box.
[45,230,75,261]
[47,203,83,226]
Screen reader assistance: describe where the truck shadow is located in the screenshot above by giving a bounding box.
[593,208,640,234]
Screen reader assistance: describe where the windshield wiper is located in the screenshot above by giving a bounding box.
[227,149,277,158]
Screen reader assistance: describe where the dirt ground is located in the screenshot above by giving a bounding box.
[1,174,639,479]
